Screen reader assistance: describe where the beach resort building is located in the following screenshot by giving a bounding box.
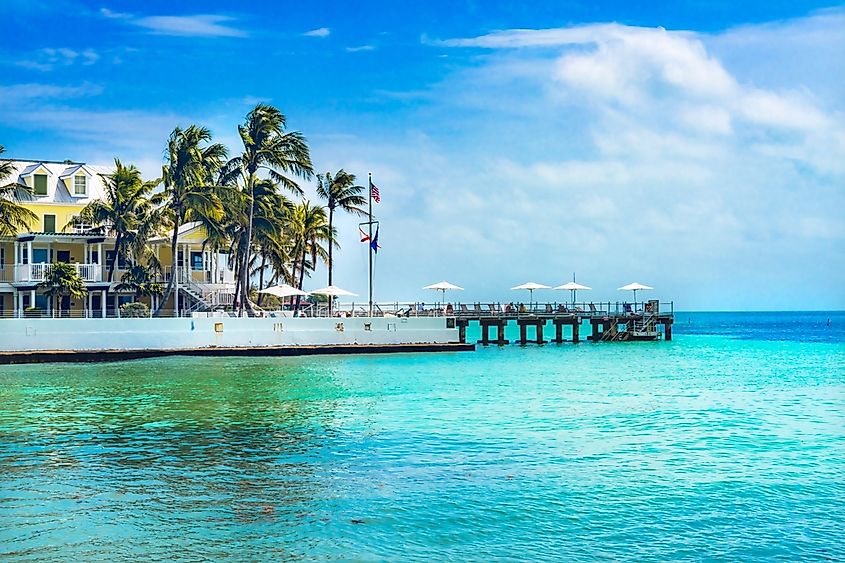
[0,159,235,318]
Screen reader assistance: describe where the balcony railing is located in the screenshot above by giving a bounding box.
[12,263,102,283]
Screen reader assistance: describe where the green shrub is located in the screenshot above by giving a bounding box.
[120,302,150,318]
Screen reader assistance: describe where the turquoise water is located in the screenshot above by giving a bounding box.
[1,312,843,560]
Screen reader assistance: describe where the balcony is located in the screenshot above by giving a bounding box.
[13,263,102,283]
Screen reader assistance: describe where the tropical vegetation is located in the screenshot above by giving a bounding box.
[316,169,366,286]
[37,262,86,317]
[69,159,161,282]
[3,102,365,316]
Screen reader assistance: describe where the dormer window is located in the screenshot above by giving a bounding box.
[34,174,48,196]
[73,175,87,196]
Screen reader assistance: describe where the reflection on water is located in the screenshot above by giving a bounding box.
[1,316,844,560]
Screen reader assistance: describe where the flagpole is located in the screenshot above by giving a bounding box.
[368,172,373,317]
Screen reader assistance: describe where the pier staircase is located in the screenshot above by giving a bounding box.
[600,313,661,342]
[600,323,628,342]
[631,313,661,340]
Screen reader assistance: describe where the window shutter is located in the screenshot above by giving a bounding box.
[34,174,48,196]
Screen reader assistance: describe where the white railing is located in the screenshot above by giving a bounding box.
[14,263,102,283]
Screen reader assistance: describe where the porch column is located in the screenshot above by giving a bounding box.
[30,289,35,305]
[97,242,104,282]
[84,243,89,264]
[27,241,33,263]
[101,290,107,317]
[87,291,92,318]
[18,291,23,318]
[14,241,19,265]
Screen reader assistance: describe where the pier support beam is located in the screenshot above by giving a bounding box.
[572,321,580,343]
[517,318,546,345]
[479,319,508,346]
[497,323,507,345]
[664,322,672,341]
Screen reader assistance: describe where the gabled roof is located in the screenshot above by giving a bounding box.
[19,163,51,176]
[59,164,93,178]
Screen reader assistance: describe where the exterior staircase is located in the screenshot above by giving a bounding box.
[179,278,234,315]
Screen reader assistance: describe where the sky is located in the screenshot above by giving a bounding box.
[1,1,843,310]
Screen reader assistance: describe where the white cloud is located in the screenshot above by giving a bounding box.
[346,45,375,53]
[16,47,101,71]
[304,27,330,38]
[0,82,103,102]
[101,8,247,38]
[329,13,844,308]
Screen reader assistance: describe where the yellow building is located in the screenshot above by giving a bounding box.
[0,159,235,318]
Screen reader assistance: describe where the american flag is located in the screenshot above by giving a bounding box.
[370,183,381,203]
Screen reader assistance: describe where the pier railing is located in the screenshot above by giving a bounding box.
[299,300,674,318]
[0,301,674,320]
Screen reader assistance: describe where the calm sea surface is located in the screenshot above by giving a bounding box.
[1,312,843,561]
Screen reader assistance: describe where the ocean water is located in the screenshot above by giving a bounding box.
[1,311,843,561]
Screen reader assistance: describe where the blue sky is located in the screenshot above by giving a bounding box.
[2,1,844,310]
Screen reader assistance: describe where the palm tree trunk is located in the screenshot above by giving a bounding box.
[327,206,334,286]
[295,248,307,312]
[154,218,181,317]
[256,252,267,306]
[232,234,243,310]
[239,174,256,316]
[107,233,122,283]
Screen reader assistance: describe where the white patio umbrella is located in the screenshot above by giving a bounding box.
[258,283,309,298]
[510,282,551,309]
[310,285,358,316]
[423,281,464,312]
[618,282,653,305]
[554,281,592,307]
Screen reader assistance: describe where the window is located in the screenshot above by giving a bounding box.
[34,174,48,196]
[33,249,49,263]
[43,214,56,233]
[191,252,204,271]
[73,175,87,195]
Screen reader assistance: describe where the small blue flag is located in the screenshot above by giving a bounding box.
[370,226,379,253]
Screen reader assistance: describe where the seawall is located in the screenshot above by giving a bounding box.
[0,316,471,363]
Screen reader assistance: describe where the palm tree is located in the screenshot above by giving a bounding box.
[288,200,335,311]
[68,159,160,282]
[152,125,227,316]
[248,180,293,305]
[316,169,366,286]
[219,104,313,316]
[37,262,86,317]
[115,264,164,302]
[0,145,37,236]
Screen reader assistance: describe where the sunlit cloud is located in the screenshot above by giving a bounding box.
[303,27,330,38]
[100,8,247,38]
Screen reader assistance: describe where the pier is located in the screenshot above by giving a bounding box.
[451,300,673,345]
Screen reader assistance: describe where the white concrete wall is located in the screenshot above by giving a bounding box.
[0,317,459,352]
